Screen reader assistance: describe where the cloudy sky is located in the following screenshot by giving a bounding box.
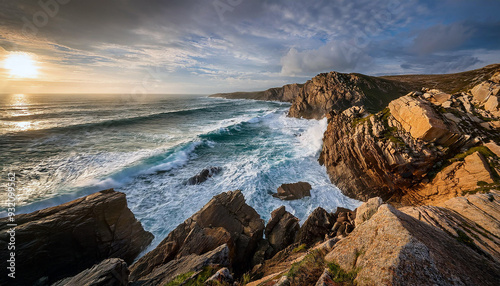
[0,0,499,94]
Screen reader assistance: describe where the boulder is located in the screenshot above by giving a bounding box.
[51,258,129,286]
[129,190,264,282]
[273,182,312,200]
[187,166,222,185]
[471,81,500,102]
[388,95,458,145]
[423,89,452,106]
[265,206,300,253]
[205,267,233,285]
[314,269,337,286]
[484,95,500,112]
[325,204,500,285]
[0,189,153,286]
[331,207,355,237]
[130,244,230,286]
[354,197,382,226]
[297,207,334,246]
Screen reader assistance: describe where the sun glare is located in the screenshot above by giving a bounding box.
[4,52,39,78]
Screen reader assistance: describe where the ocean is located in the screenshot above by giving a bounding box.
[0,93,360,252]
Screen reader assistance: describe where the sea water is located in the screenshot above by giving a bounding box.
[0,93,360,252]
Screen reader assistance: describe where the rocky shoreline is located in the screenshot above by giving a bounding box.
[2,64,500,285]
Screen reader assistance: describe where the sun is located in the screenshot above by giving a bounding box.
[4,52,39,78]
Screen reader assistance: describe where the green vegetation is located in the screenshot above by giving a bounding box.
[165,267,217,286]
[377,108,406,147]
[327,262,359,285]
[292,244,307,253]
[287,250,326,285]
[351,114,373,128]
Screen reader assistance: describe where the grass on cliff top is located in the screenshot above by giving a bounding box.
[328,262,359,285]
[287,250,327,285]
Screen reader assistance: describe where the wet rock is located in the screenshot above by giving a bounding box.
[129,190,264,282]
[272,182,312,200]
[265,206,300,253]
[51,258,129,286]
[187,166,222,185]
[325,204,500,286]
[0,189,153,286]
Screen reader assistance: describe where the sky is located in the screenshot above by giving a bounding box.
[0,0,499,94]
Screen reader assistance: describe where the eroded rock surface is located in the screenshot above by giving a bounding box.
[273,182,312,200]
[0,189,153,286]
[52,258,129,286]
[265,206,300,254]
[129,190,264,282]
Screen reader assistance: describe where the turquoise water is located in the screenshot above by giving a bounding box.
[0,93,359,251]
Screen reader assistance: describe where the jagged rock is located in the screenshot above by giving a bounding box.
[471,81,500,102]
[424,89,452,106]
[325,204,500,286]
[51,258,129,286]
[129,190,264,282]
[265,206,300,253]
[204,267,233,285]
[331,207,356,237]
[402,191,500,261]
[131,244,230,286]
[288,72,410,119]
[485,142,500,157]
[315,269,337,286]
[388,95,458,145]
[354,197,382,226]
[187,167,222,185]
[297,207,334,246]
[210,83,302,102]
[408,151,495,204]
[491,71,500,83]
[485,95,500,112]
[272,182,312,200]
[0,189,153,286]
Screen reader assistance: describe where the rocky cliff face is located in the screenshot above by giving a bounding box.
[288,72,411,119]
[0,189,153,286]
[210,83,302,102]
[319,69,500,204]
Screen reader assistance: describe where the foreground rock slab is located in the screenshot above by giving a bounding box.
[52,258,129,286]
[129,190,264,283]
[325,204,500,285]
[0,189,153,286]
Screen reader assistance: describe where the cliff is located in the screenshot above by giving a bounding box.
[210,83,302,103]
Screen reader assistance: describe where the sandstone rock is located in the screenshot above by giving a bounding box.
[273,182,312,200]
[325,204,500,285]
[129,190,264,282]
[0,189,153,286]
[485,142,500,157]
[315,269,337,286]
[424,89,452,106]
[288,72,410,119]
[471,81,500,102]
[51,258,129,286]
[265,206,300,253]
[484,95,500,112]
[131,244,230,286]
[402,192,500,261]
[409,151,495,204]
[205,267,233,285]
[297,207,334,246]
[388,95,458,145]
[186,166,222,185]
[491,71,500,83]
[354,197,382,226]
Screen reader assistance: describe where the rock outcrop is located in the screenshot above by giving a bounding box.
[0,189,153,286]
[265,206,300,253]
[210,83,302,102]
[52,258,129,286]
[129,190,264,283]
[325,204,500,286]
[288,72,411,119]
[272,181,312,200]
[186,166,222,185]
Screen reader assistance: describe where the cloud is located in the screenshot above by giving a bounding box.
[411,23,473,54]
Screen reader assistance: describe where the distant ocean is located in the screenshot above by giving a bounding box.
[0,93,359,252]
